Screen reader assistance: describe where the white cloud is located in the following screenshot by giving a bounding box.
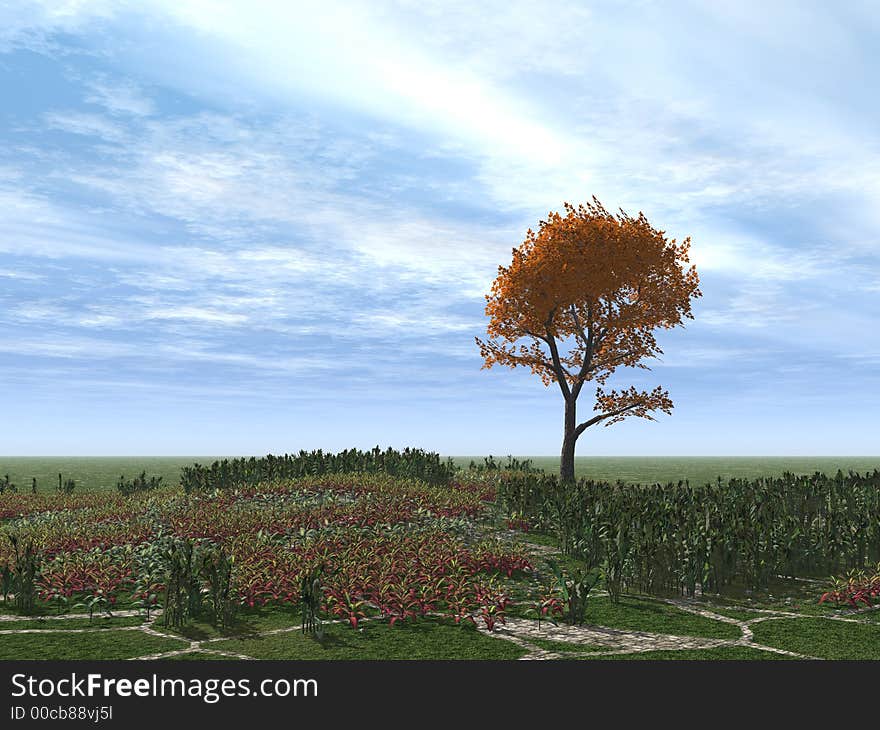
[0,336,138,359]
[142,306,249,326]
[11,0,880,285]
[15,106,515,300]
[351,310,482,335]
[44,111,128,142]
[84,76,155,117]
[650,345,764,369]
[0,268,43,281]
[0,0,119,52]
[155,341,340,375]
[687,230,830,282]
[0,186,159,262]
[3,0,880,455]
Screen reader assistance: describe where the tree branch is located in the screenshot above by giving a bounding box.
[521,327,549,344]
[569,303,594,401]
[597,349,648,370]
[543,307,571,400]
[574,403,639,437]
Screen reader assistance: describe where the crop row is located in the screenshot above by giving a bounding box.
[497,470,880,597]
[179,446,459,491]
[1,476,493,556]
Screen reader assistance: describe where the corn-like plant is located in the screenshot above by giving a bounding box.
[546,559,601,624]
[72,594,109,622]
[7,532,41,614]
[130,542,166,620]
[1,563,13,604]
[116,471,163,496]
[300,563,324,639]
[201,545,237,629]
[467,455,537,473]
[497,470,880,598]
[180,446,459,492]
[56,474,75,494]
[161,539,202,628]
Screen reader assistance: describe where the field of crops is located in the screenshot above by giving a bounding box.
[3,455,880,493]
[1,460,879,660]
[0,475,528,623]
[0,473,537,658]
[497,471,880,598]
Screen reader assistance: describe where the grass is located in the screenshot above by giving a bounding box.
[749,618,880,660]
[0,616,146,630]
[0,601,43,616]
[693,582,830,617]
[0,629,188,660]
[580,596,742,639]
[165,606,303,641]
[210,618,527,660]
[0,456,215,493]
[697,607,771,621]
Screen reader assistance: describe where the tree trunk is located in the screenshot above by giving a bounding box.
[560,397,577,483]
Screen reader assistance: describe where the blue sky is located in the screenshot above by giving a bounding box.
[1,1,878,456]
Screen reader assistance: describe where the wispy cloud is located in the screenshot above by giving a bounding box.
[84,76,156,117]
[44,110,129,142]
[1,0,878,454]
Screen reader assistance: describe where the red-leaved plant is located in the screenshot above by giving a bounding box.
[819,565,880,608]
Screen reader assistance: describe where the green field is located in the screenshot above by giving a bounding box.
[0,457,218,493]
[3,455,879,493]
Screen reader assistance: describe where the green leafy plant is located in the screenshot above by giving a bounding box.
[130,542,165,620]
[56,473,75,494]
[7,531,41,614]
[161,539,202,629]
[116,471,163,496]
[467,455,537,473]
[73,593,110,622]
[179,446,459,492]
[1,563,14,604]
[201,545,237,630]
[300,563,324,639]
[546,559,601,625]
[496,469,880,599]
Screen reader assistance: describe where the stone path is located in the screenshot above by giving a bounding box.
[1,597,877,660]
[0,608,147,622]
[474,597,880,660]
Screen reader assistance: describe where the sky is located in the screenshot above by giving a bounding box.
[0,0,878,456]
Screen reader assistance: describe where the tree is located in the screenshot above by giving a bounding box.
[476,197,701,483]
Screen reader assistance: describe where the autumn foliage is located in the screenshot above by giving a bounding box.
[476,197,701,481]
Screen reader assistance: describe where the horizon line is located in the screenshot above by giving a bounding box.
[2,454,880,459]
